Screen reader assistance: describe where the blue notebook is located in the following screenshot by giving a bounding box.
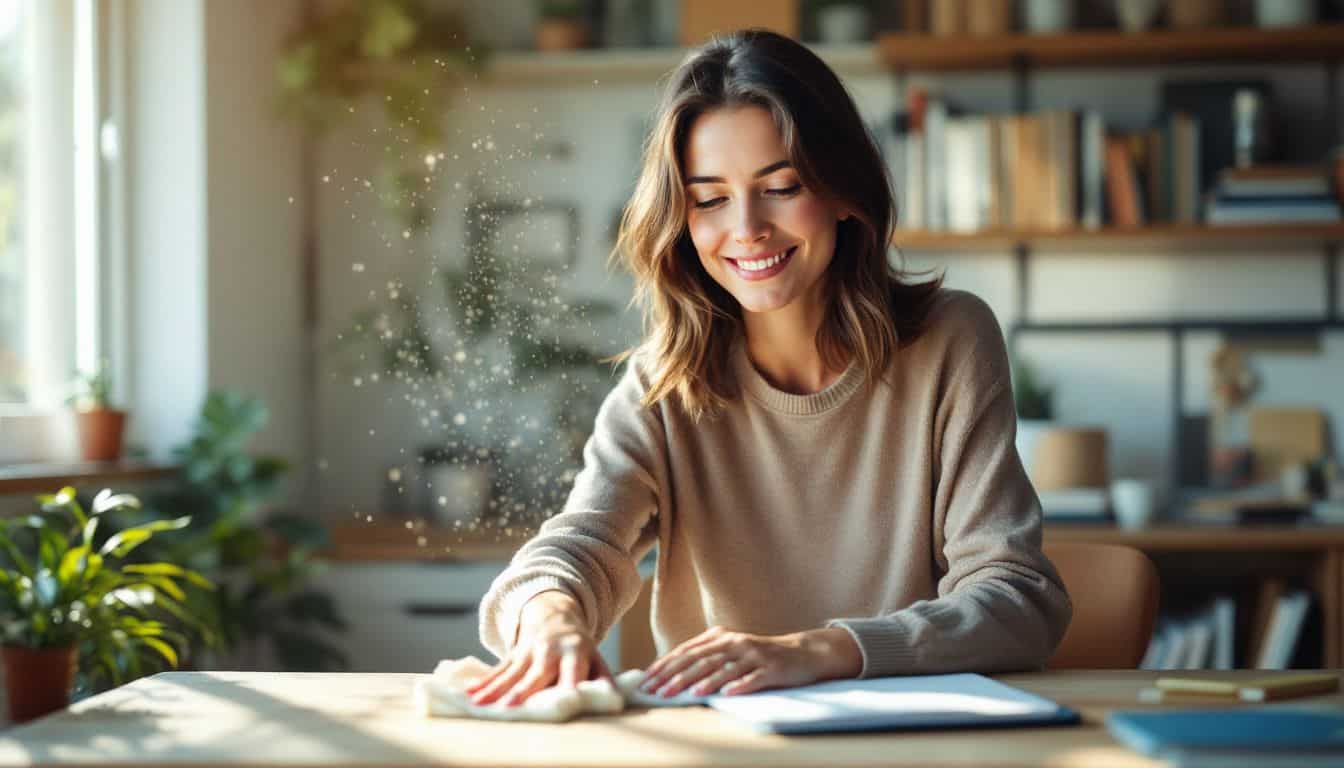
[704,673,1079,735]
[1107,710,1344,762]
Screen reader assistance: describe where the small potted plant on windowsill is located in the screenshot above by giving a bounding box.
[69,361,127,462]
[0,487,208,723]
[535,0,589,51]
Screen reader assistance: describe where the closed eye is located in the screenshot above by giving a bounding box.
[692,184,803,210]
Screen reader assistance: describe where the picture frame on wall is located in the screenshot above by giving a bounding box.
[466,200,579,273]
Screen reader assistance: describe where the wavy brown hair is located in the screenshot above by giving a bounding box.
[611,29,942,420]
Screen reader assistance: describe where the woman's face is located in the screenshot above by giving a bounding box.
[681,106,846,316]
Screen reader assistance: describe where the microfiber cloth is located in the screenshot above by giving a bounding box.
[412,656,711,722]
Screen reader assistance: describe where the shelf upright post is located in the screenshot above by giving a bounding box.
[1009,54,1032,357]
[1170,326,1185,493]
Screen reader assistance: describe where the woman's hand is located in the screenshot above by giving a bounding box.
[638,626,862,697]
[466,591,613,707]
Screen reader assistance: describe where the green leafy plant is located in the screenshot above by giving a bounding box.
[0,487,210,688]
[276,0,484,230]
[1011,353,1055,421]
[69,360,115,411]
[123,392,348,673]
[338,241,625,516]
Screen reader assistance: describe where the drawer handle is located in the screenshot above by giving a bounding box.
[404,602,477,618]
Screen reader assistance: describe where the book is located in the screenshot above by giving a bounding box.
[1105,134,1143,227]
[1140,672,1339,703]
[1107,709,1344,764]
[705,673,1080,734]
[1038,487,1109,519]
[1207,199,1341,225]
[1256,591,1311,670]
[1080,110,1105,229]
[1220,165,1331,198]
[1212,596,1235,671]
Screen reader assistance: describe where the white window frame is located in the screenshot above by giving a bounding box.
[0,0,124,463]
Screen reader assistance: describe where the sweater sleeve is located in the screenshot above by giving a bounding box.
[826,296,1073,677]
[477,358,666,661]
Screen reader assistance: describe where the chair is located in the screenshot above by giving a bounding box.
[1044,541,1160,669]
[616,542,1160,671]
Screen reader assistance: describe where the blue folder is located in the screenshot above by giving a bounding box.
[1107,709,1344,764]
[704,673,1079,735]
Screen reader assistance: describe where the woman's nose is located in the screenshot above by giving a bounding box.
[732,201,770,245]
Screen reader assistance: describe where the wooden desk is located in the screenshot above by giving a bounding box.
[1,670,1340,767]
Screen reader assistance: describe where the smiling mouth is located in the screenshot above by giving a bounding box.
[726,246,797,277]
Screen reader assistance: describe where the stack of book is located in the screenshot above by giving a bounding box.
[1139,585,1312,671]
[891,92,1206,232]
[1204,166,1342,225]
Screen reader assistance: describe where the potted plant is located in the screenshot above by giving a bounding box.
[70,361,127,462]
[807,0,872,44]
[1011,353,1056,480]
[0,487,208,722]
[535,0,589,50]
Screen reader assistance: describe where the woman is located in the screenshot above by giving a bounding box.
[468,29,1070,708]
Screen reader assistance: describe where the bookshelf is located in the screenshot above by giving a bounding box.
[894,223,1344,252]
[877,24,1344,71]
[1047,524,1344,669]
[883,24,1344,671]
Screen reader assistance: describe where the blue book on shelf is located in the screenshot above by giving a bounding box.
[1107,709,1344,762]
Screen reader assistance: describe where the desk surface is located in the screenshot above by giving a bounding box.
[0,670,1340,767]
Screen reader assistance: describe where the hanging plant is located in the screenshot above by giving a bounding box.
[276,0,487,230]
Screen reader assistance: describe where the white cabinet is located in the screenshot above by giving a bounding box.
[316,561,631,673]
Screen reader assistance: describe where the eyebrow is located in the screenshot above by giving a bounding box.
[685,160,793,186]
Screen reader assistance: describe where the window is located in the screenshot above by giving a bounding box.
[0,0,105,412]
[0,0,24,403]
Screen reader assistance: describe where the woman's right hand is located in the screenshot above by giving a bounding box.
[466,590,613,707]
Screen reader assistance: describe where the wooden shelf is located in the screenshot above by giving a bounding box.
[0,461,178,496]
[327,520,527,562]
[1046,523,1344,551]
[878,24,1344,71]
[482,43,881,85]
[892,223,1344,252]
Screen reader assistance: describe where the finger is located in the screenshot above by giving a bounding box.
[642,646,713,693]
[557,651,587,689]
[689,659,751,697]
[721,668,769,696]
[644,639,731,692]
[644,629,721,679]
[464,659,510,694]
[503,661,559,707]
[657,653,730,697]
[470,657,528,705]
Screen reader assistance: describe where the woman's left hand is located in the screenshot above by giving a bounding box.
[638,625,862,697]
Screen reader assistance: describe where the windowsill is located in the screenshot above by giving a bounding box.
[0,461,179,497]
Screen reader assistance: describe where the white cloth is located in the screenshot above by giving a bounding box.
[412,656,710,722]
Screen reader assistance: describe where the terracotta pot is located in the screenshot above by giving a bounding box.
[75,408,127,462]
[535,18,588,50]
[2,645,77,723]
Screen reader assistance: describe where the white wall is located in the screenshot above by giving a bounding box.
[123,0,305,499]
[125,0,208,458]
[305,10,1344,515]
[202,0,306,481]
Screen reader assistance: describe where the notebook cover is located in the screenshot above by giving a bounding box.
[1106,709,1344,757]
[705,673,1080,735]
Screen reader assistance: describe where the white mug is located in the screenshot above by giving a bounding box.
[1111,478,1157,529]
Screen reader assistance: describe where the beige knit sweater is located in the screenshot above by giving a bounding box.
[478,289,1072,677]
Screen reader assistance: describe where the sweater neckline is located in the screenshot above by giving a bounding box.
[731,337,866,416]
